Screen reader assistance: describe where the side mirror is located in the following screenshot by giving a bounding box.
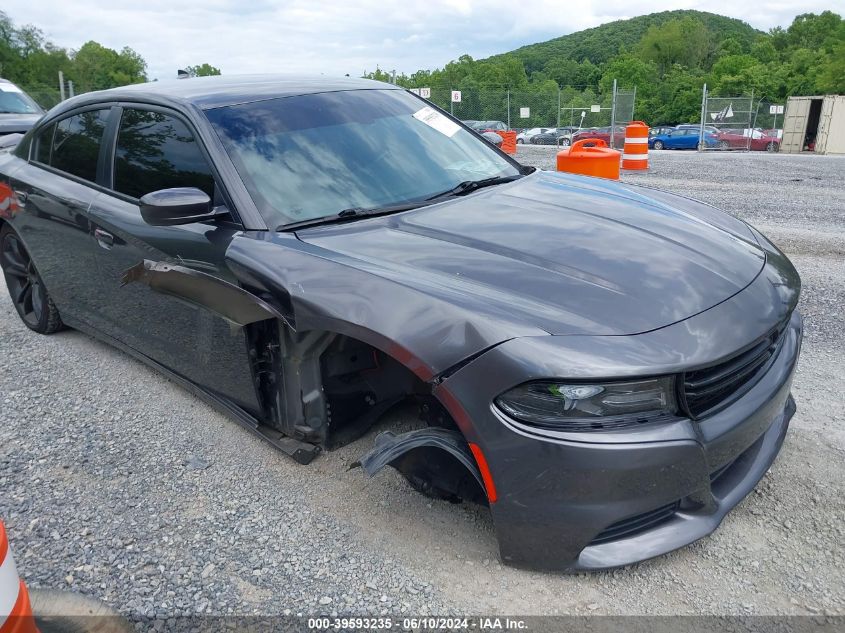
[139,187,215,226]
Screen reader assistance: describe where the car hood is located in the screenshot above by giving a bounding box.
[296,171,765,336]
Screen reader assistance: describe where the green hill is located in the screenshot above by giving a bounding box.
[487,10,763,72]
[366,10,843,124]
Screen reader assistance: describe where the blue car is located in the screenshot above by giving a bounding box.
[649,128,718,150]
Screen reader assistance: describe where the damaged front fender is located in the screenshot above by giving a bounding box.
[354,428,488,504]
[122,260,292,328]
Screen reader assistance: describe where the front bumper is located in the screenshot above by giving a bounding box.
[437,307,802,571]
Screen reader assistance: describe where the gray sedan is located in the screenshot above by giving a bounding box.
[0,75,801,571]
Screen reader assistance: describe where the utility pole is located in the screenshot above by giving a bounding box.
[506,91,510,129]
[698,83,708,151]
[609,78,617,148]
[58,70,66,101]
[68,81,75,98]
[557,87,561,128]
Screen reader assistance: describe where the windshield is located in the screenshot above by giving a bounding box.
[0,84,42,114]
[205,89,519,228]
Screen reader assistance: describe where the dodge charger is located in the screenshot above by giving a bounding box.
[0,75,802,571]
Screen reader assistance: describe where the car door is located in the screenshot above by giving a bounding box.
[8,107,113,329]
[680,130,697,149]
[86,104,261,413]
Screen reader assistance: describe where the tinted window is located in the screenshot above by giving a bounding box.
[35,123,55,164]
[114,109,214,199]
[51,110,110,182]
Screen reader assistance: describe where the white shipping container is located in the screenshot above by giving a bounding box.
[781,95,845,155]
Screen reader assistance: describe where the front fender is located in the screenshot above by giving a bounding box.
[224,231,545,381]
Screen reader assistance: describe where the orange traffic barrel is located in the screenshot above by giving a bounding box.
[0,522,37,633]
[556,139,620,180]
[497,130,517,154]
[622,121,649,170]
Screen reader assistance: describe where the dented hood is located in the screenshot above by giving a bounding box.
[295,171,765,336]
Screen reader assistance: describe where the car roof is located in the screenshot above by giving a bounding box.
[44,74,401,116]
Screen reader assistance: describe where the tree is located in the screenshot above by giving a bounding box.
[638,16,711,76]
[185,63,221,77]
[71,41,146,92]
[785,11,843,50]
[817,31,845,93]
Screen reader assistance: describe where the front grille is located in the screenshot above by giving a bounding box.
[682,323,787,418]
[590,501,679,545]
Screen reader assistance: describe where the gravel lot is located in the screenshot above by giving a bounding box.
[1,150,843,619]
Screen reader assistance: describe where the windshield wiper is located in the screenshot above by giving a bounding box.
[278,172,527,232]
[426,174,523,201]
[277,201,430,231]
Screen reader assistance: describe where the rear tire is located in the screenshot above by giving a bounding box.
[559,138,571,147]
[718,140,730,150]
[0,224,64,334]
[516,138,523,144]
[766,141,778,152]
[653,140,664,150]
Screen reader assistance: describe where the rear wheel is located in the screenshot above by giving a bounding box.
[559,137,571,147]
[718,140,730,150]
[516,138,523,144]
[0,225,63,334]
[653,140,664,150]
[766,141,778,152]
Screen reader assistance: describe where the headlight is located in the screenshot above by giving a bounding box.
[494,377,677,431]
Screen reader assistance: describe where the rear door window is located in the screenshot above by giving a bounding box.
[51,109,110,182]
[113,108,215,200]
[34,123,55,164]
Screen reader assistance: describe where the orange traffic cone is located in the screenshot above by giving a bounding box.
[0,522,38,633]
[622,121,650,170]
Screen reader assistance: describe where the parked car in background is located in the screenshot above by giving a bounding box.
[480,131,504,148]
[716,129,780,152]
[0,79,43,139]
[469,120,508,134]
[528,127,579,146]
[517,127,553,144]
[571,126,626,149]
[677,124,720,134]
[554,126,580,147]
[649,128,718,150]
[0,74,802,572]
[649,126,675,138]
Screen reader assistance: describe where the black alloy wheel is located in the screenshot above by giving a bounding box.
[0,225,63,333]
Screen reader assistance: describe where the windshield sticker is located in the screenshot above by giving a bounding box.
[413,106,460,138]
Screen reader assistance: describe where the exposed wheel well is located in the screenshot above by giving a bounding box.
[246,320,486,503]
[247,321,450,448]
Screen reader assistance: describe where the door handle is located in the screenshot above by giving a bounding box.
[94,228,114,249]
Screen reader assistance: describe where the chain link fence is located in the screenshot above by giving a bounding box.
[408,83,637,146]
[696,87,784,152]
[16,77,786,155]
[699,89,756,151]
[18,85,63,110]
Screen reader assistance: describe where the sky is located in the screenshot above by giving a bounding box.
[3,0,842,81]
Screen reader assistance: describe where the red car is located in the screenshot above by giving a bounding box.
[716,129,780,152]
[571,126,626,149]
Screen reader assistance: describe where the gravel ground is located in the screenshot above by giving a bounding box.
[1,150,844,619]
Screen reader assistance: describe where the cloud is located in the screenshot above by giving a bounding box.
[2,0,835,81]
